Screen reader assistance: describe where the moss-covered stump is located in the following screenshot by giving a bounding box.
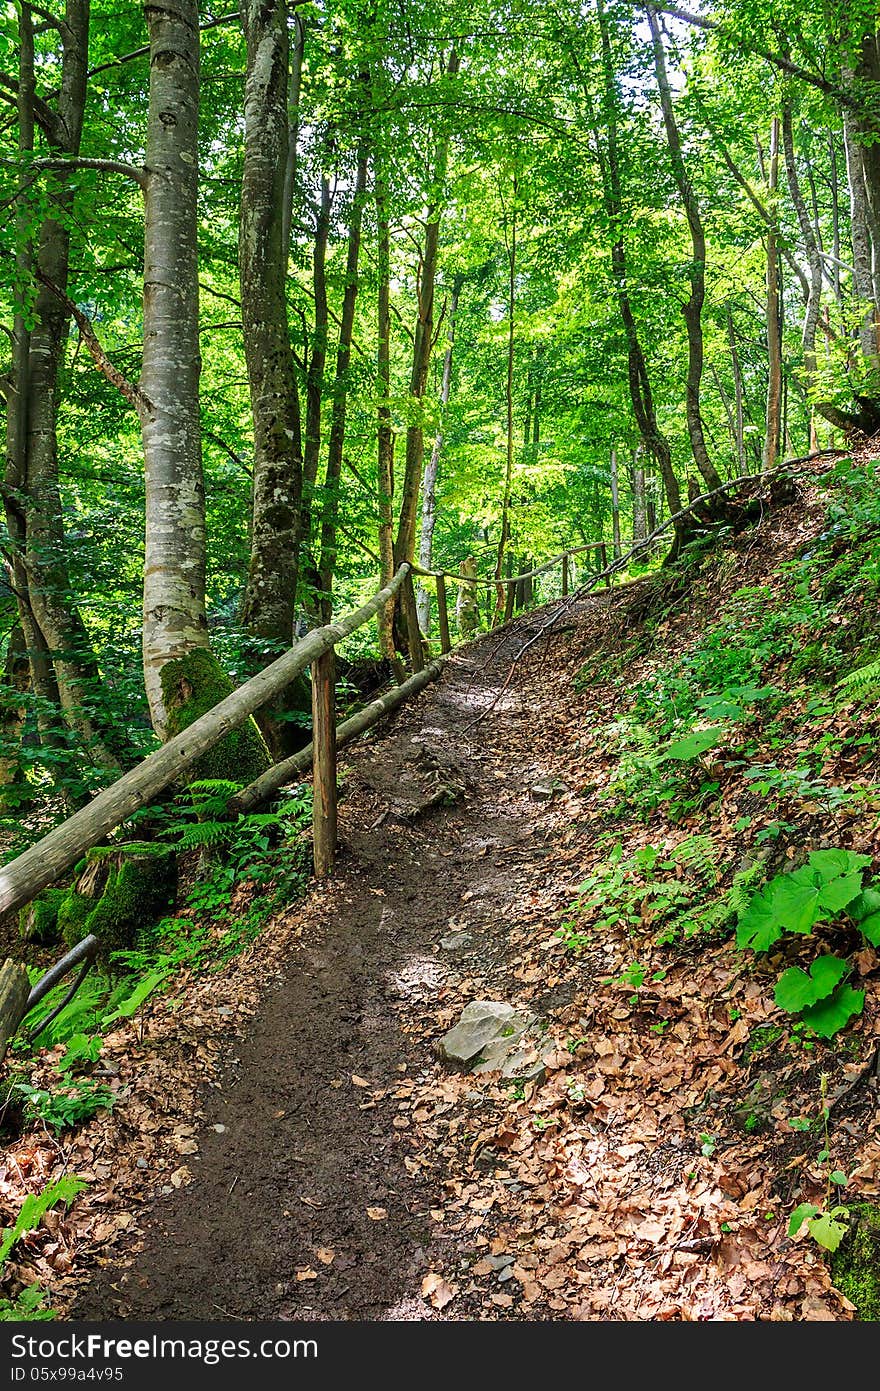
[19,886,68,944]
[59,843,177,956]
[831,1204,880,1320]
[160,648,270,784]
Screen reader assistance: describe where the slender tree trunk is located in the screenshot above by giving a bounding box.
[610,446,622,558]
[631,450,647,542]
[392,48,460,573]
[593,0,682,532]
[842,95,880,370]
[318,141,369,621]
[239,0,304,654]
[139,0,210,737]
[727,305,746,473]
[281,10,305,267]
[374,137,400,678]
[763,117,783,474]
[493,183,516,624]
[647,9,722,494]
[298,171,332,603]
[782,105,822,395]
[417,274,462,632]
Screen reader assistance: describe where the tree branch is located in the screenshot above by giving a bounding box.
[34,268,151,412]
[32,155,147,189]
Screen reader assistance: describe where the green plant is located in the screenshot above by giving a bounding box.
[788,1076,850,1252]
[12,1079,118,1133]
[736,849,878,1036]
[0,1174,86,1321]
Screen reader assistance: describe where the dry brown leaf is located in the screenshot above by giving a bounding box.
[366,1206,388,1221]
[421,1272,456,1310]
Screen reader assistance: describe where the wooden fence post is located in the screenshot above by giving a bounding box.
[436,574,451,653]
[562,554,569,596]
[402,572,425,672]
[311,649,337,878]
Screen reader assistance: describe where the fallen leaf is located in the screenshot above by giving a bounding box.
[367,1206,388,1221]
[421,1272,456,1310]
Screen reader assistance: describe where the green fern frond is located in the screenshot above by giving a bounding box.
[836,659,880,698]
[174,820,235,850]
[187,779,242,795]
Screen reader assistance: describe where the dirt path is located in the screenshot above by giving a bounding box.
[73,604,586,1321]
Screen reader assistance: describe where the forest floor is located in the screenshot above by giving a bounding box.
[4,446,880,1322]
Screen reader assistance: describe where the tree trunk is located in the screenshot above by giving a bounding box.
[782,105,822,395]
[239,0,304,660]
[493,182,517,625]
[318,140,370,621]
[417,274,462,632]
[610,445,622,558]
[139,0,210,738]
[374,139,400,679]
[647,9,722,494]
[631,450,647,542]
[392,49,461,573]
[301,172,332,591]
[594,0,683,530]
[842,93,880,371]
[763,117,783,474]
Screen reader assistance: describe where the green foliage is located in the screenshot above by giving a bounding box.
[736,850,878,1037]
[788,1202,850,1253]
[10,1080,118,1133]
[0,1175,87,1268]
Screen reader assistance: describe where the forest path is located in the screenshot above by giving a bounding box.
[73,591,601,1321]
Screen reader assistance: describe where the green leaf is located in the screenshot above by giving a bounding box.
[774,955,849,1014]
[101,968,167,1025]
[799,984,865,1039]
[788,1202,820,1237]
[736,886,782,951]
[663,727,725,761]
[847,887,880,924]
[771,871,827,934]
[807,850,871,882]
[829,1171,848,1187]
[859,912,880,947]
[808,1210,849,1252]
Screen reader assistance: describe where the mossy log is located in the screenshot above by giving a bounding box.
[58,842,176,956]
[832,1203,880,1320]
[19,886,67,944]
[0,958,30,1066]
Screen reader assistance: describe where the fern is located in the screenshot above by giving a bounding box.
[836,658,880,699]
[670,833,718,883]
[173,820,235,851]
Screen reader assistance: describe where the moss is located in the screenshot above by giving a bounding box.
[59,844,177,956]
[18,887,67,945]
[831,1204,880,1320]
[160,648,270,785]
[57,890,93,948]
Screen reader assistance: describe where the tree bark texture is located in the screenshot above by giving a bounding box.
[417,275,462,632]
[239,0,304,650]
[139,0,209,738]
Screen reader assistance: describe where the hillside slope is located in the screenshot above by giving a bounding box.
[4,442,880,1322]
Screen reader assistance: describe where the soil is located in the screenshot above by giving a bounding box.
[72,601,596,1321]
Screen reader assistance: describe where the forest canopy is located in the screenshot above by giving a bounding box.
[1,0,879,814]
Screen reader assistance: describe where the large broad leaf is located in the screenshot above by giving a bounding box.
[663,727,725,761]
[847,888,880,946]
[800,984,865,1039]
[807,849,872,882]
[788,1202,820,1238]
[774,955,849,1014]
[736,885,782,951]
[737,851,869,951]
